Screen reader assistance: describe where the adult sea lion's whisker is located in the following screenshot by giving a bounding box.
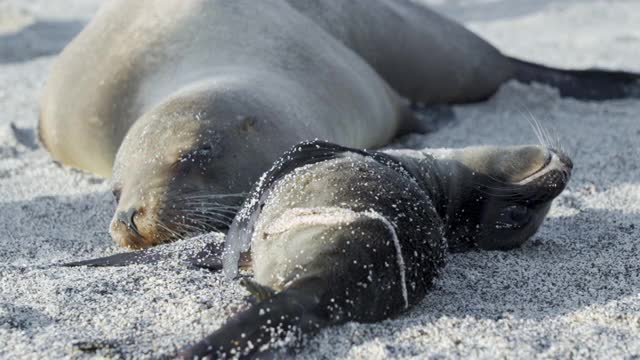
[176,207,237,220]
[179,220,221,235]
[156,222,183,241]
[179,208,239,219]
[210,211,236,222]
[173,222,206,235]
[177,200,241,211]
[181,193,247,200]
[179,211,233,226]
[185,213,231,228]
[184,205,240,214]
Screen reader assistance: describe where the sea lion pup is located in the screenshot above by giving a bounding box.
[175,140,573,359]
[40,0,630,249]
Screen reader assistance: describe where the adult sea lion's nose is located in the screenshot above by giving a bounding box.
[116,208,140,236]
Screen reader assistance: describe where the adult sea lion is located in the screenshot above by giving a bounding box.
[39,0,633,248]
[63,140,573,358]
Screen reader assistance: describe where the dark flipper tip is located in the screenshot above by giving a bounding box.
[187,256,224,271]
[59,249,164,267]
[187,241,225,271]
[511,56,640,101]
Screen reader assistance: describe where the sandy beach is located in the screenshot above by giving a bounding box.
[1,0,639,358]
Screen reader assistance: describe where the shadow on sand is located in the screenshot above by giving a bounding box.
[0,19,85,64]
[0,190,113,266]
[430,0,599,22]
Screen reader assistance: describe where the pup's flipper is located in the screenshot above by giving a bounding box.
[178,278,329,359]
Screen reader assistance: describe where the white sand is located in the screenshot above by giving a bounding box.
[1,0,639,358]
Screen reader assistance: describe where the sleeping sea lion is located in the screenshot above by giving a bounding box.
[39,0,627,248]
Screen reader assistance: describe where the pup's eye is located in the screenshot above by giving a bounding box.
[499,205,530,227]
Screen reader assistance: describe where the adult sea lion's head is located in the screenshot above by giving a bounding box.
[107,92,270,248]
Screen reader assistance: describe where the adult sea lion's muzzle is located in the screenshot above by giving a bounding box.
[116,208,141,237]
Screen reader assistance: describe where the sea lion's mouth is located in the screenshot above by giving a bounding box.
[516,148,572,186]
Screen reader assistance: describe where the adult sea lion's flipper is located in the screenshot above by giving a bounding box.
[61,241,224,269]
[510,57,640,100]
[186,242,225,271]
[59,249,167,267]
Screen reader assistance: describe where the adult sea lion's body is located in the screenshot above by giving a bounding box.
[39,0,637,248]
[40,0,412,248]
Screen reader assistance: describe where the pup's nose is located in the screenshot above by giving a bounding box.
[116,208,140,236]
[559,152,574,171]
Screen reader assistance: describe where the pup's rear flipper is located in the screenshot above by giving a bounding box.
[179,278,329,359]
[510,57,640,100]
